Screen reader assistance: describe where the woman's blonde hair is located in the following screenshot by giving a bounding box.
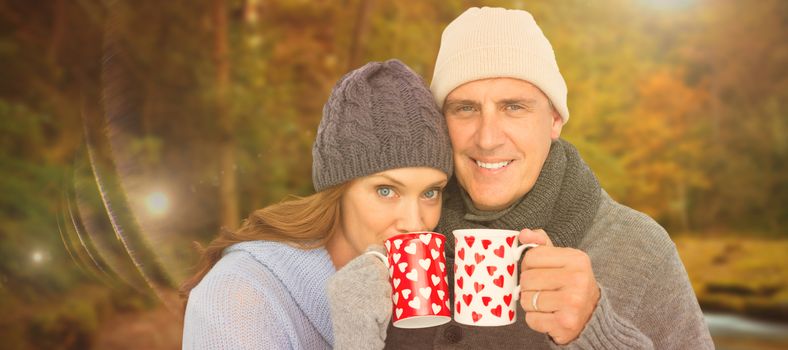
[179,182,350,299]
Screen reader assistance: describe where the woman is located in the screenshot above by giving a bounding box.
[180,59,452,349]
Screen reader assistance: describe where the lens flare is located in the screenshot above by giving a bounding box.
[145,192,169,216]
[32,251,44,264]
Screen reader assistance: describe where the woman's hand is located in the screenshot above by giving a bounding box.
[327,245,392,350]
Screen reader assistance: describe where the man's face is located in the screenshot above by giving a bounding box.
[443,78,564,211]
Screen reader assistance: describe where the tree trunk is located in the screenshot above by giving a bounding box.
[678,178,690,232]
[347,0,373,71]
[244,0,260,24]
[213,0,239,229]
[48,0,66,63]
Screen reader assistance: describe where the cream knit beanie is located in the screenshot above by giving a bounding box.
[430,7,569,123]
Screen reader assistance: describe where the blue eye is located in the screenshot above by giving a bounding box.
[377,187,394,198]
[423,189,440,199]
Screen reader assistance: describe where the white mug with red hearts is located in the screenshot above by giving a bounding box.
[367,232,451,328]
[452,229,537,326]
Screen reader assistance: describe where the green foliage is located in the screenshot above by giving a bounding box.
[0,100,81,295]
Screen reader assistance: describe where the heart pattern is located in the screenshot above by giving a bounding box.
[491,305,502,317]
[419,258,432,270]
[474,282,485,293]
[431,274,441,286]
[419,287,432,300]
[493,245,505,258]
[384,232,449,322]
[462,294,473,306]
[464,264,475,277]
[431,303,442,314]
[402,289,411,300]
[472,312,482,322]
[408,296,421,309]
[493,275,504,288]
[398,262,408,273]
[431,249,440,260]
[406,268,418,282]
[454,231,524,326]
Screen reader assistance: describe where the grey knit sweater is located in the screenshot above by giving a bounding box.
[384,140,713,349]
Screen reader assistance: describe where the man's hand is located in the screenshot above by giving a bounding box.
[518,229,600,345]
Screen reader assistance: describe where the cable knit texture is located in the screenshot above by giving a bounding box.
[312,59,453,191]
[182,241,335,350]
[383,139,713,349]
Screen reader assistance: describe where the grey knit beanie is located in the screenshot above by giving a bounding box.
[312,59,453,192]
[431,7,570,123]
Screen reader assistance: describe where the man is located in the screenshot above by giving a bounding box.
[384,7,713,349]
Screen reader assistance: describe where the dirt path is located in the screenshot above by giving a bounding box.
[93,305,182,349]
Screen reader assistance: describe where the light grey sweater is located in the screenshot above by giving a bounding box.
[182,241,335,349]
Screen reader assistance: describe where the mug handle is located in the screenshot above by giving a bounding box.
[364,250,388,267]
[512,243,538,300]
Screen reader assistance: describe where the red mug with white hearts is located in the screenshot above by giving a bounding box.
[368,232,451,328]
[452,229,537,326]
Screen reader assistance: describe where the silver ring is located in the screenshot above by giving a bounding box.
[531,290,541,312]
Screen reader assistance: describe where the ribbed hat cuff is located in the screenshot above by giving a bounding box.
[313,148,453,192]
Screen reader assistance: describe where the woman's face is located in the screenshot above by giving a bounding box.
[330,167,448,267]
